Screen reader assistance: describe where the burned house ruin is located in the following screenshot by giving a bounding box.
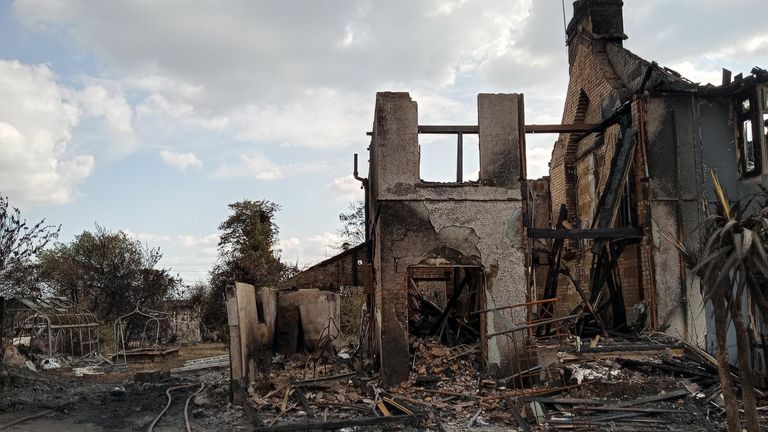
[225,0,768,396]
[538,0,768,382]
[363,92,530,385]
[350,0,768,387]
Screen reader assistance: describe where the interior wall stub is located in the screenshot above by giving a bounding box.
[368,92,528,385]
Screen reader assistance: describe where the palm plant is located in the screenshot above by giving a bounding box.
[685,171,768,432]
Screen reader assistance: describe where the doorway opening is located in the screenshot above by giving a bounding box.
[406,265,484,347]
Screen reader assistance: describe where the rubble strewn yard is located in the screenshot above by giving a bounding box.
[236,333,760,431]
[0,343,248,431]
[1,332,765,431]
[2,0,768,431]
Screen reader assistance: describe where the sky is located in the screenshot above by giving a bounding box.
[1,0,766,284]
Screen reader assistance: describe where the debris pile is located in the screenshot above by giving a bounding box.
[246,349,414,430]
[2,341,117,375]
[243,332,766,431]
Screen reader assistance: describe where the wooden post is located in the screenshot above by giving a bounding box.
[226,286,243,404]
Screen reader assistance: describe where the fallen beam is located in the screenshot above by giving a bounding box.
[612,389,689,408]
[526,227,643,240]
[291,372,356,387]
[251,414,422,431]
[170,361,229,373]
[576,406,683,414]
[559,348,684,361]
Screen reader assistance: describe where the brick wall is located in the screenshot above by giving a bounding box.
[279,243,368,290]
[547,25,654,325]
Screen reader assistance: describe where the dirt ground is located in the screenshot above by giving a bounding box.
[0,340,751,431]
[0,343,249,431]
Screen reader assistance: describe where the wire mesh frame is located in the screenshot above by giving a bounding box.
[113,306,172,365]
[4,297,100,358]
[487,298,574,390]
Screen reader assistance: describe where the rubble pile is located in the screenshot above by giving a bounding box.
[243,332,768,431]
[2,341,118,376]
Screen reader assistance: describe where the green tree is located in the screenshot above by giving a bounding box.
[203,200,286,331]
[0,194,59,296]
[336,200,365,248]
[38,225,180,321]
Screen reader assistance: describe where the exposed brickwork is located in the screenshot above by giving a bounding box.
[546,0,654,324]
[279,243,368,290]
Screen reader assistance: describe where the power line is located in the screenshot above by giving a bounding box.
[562,0,568,56]
[561,0,567,35]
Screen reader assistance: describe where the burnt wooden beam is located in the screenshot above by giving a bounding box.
[527,227,643,240]
[418,125,478,134]
[525,123,600,134]
[291,372,356,387]
[538,204,568,337]
[252,414,423,432]
[592,129,637,229]
[365,124,604,135]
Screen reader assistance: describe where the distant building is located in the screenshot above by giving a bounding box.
[279,242,368,291]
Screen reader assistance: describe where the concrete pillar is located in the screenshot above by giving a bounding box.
[478,93,525,188]
[375,204,411,386]
[371,92,419,198]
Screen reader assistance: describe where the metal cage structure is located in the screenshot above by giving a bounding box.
[113,306,173,365]
[2,296,100,358]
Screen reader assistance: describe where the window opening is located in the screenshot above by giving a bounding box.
[763,113,768,145]
[462,134,480,181]
[420,136,458,181]
[419,133,480,183]
[742,97,751,113]
[736,92,761,178]
[407,266,482,347]
[742,119,756,174]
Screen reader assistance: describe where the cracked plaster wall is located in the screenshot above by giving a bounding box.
[645,95,736,348]
[370,92,527,385]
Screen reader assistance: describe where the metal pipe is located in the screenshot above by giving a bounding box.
[486,314,578,338]
[353,153,370,248]
[471,298,559,315]
[456,132,463,182]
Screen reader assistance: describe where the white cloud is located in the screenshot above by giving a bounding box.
[159,149,203,172]
[12,0,530,105]
[177,233,219,248]
[213,152,330,181]
[71,85,133,133]
[121,229,171,243]
[230,88,370,148]
[526,141,554,180]
[11,0,531,151]
[137,93,229,130]
[122,227,342,281]
[121,229,219,282]
[7,0,768,211]
[0,59,94,204]
[128,74,203,100]
[213,152,286,181]
[328,175,363,201]
[278,232,342,266]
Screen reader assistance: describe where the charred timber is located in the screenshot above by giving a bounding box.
[527,227,643,240]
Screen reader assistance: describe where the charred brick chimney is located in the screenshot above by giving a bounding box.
[566,0,626,45]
